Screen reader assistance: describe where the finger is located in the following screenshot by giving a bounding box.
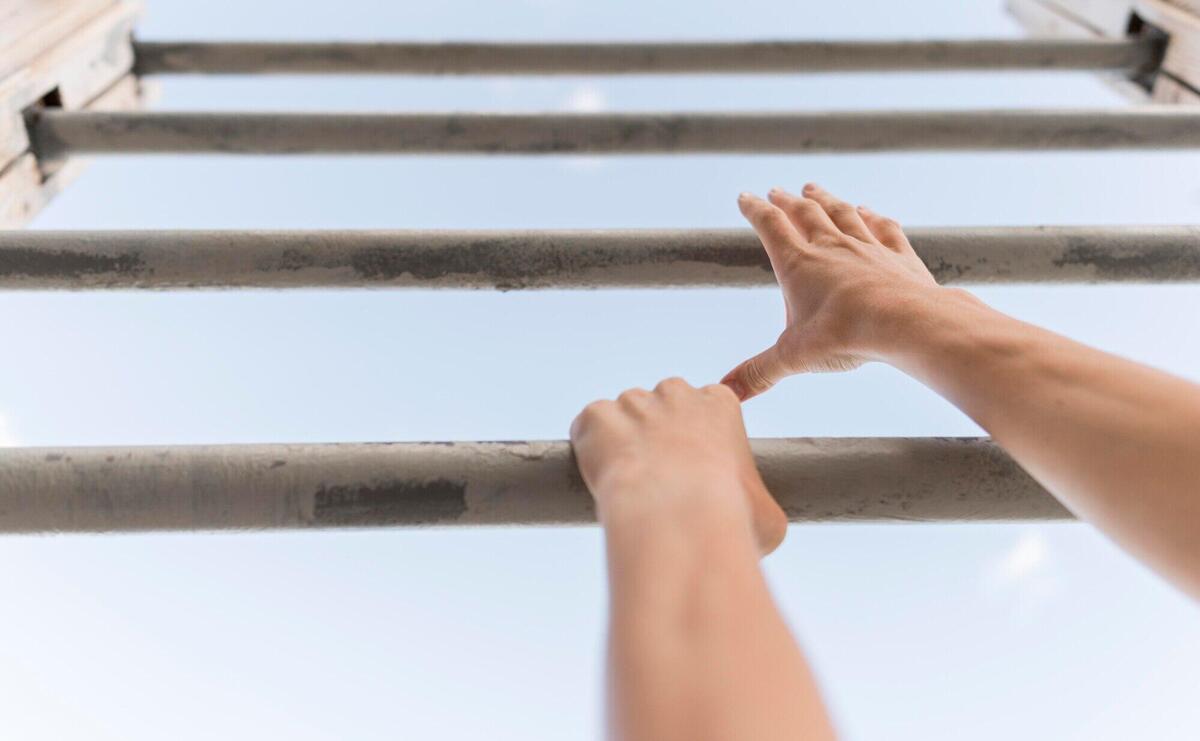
[737,192,804,273]
[653,376,692,397]
[720,343,790,402]
[616,387,652,414]
[569,399,617,442]
[857,205,914,253]
[801,183,876,243]
[766,187,839,242]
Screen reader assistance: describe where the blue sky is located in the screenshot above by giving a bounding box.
[1,0,1198,739]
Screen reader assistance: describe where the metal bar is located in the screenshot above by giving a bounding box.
[131,38,1162,76]
[0,227,1196,289]
[28,109,1200,157]
[0,438,1067,534]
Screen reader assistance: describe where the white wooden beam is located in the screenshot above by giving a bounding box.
[1007,0,1200,102]
[0,0,145,227]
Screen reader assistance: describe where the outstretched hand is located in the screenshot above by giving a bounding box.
[721,184,940,401]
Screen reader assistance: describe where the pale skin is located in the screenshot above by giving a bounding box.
[570,183,1200,741]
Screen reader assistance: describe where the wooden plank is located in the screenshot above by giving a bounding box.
[1041,0,1138,35]
[1006,0,1152,100]
[0,152,41,225]
[0,1,141,167]
[1151,69,1200,98]
[1137,0,1200,95]
[1162,0,1200,15]
[0,0,142,225]
[0,72,143,226]
[1006,0,1197,103]
[1007,0,1102,37]
[1009,0,1200,100]
[0,0,115,79]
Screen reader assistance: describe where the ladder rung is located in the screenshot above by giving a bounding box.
[0,438,1068,533]
[1,227,1195,289]
[131,38,1161,76]
[29,109,1200,158]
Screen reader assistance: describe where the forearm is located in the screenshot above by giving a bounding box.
[879,288,1200,595]
[601,493,835,741]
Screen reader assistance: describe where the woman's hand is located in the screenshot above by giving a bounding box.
[570,377,787,555]
[722,183,943,401]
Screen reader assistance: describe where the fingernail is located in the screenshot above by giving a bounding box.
[768,186,784,196]
[722,378,746,400]
[803,182,818,193]
[738,191,754,201]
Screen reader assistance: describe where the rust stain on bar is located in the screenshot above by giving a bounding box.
[313,478,468,525]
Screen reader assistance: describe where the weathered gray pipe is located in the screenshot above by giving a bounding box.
[29,109,1200,157]
[0,227,1196,289]
[0,438,1067,534]
[131,38,1161,75]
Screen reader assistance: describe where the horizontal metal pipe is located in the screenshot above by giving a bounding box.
[0,227,1196,289]
[0,438,1067,534]
[131,38,1161,75]
[29,109,1200,157]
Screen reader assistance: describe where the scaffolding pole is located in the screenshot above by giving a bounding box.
[0,438,1067,534]
[29,109,1200,158]
[0,227,1195,289]
[131,38,1162,75]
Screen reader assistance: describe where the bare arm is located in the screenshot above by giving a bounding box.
[723,184,1200,598]
[571,379,836,741]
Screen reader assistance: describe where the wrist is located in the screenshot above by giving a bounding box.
[861,286,990,366]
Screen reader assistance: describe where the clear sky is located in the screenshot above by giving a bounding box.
[1,0,1199,739]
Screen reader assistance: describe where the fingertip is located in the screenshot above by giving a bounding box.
[803,182,820,194]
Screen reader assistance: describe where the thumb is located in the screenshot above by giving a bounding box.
[721,343,790,402]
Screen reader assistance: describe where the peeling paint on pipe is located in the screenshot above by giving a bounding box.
[131,38,1161,75]
[0,227,1196,289]
[0,439,1067,534]
[29,109,1200,158]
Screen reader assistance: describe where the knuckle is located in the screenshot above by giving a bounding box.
[794,199,823,215]
[617,388,649,405]
[655,376,690,393]
[793,200,833,227]
[829,203,858,220]
[758,206,790,229]
[703,383,740,405]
